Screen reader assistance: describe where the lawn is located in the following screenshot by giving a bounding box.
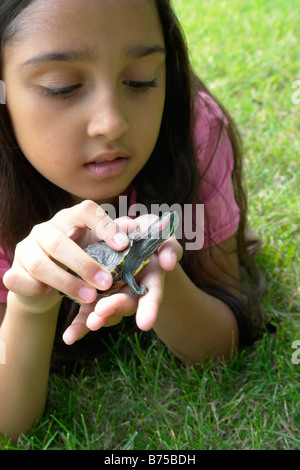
[1,0,299,450]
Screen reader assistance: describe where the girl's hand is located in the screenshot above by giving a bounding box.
[63,214,183,345]
[3,200,134,314]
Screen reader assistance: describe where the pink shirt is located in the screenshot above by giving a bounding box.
[0,93,239,303]
[193,92,240,248]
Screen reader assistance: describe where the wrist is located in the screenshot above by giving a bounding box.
[7,290,62,317]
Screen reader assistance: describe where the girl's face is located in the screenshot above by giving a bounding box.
[3,0,166,204]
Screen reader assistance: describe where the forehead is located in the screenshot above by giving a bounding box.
[6,0,164,52]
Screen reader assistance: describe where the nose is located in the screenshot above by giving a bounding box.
[87,87,129,140]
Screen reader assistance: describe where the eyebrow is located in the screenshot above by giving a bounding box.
[19,48,93,69]
[126,44,166,59]
[19,44,166,69]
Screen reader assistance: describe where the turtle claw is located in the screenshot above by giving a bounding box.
[134,285,148,298]
[65,212,178,303]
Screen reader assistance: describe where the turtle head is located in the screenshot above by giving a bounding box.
[122,212,180,297]
[149,211,179,240]
[138,211,179,256]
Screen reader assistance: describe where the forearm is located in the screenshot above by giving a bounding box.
[153,264,239,364]
[0,293,61,442]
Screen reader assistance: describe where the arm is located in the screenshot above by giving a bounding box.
[78,218,240,365]
[0,200,133,441]
[0,295,61,442]
[153,235,240,364]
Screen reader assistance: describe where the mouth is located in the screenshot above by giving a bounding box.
[90,156,126,164]
[88,151,129,163]
[84,153,130,179]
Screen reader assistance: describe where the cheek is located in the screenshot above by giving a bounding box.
[5,80,74,159]
[7,101,72,168]
[133,94,165,153]
[12,118,71,176]
[14,119,60,166]
[6,95,50,156]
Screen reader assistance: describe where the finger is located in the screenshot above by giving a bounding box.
[35,224,113,290]
[87,255,165,332]
[86,313,124,330]
[52,200,130,250]
[135,256,165,331]
[63,302,95,345]
[38,219,139,296]
[86,291,137,331]
[114,216,139,236]
[3,265,52,297]
[15,243,98,304]
[157,237,183,271]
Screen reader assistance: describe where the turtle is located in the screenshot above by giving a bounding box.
[71,211,179,299]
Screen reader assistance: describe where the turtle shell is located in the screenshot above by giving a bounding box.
[62,211,179,301]
[84,238,133,290]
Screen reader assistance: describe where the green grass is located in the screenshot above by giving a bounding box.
[1,0,299,450]
[1,329,299,450]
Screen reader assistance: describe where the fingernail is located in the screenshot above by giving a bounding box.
[62,328,74,345]
[113,231,128,247]
[95,271,112,289]
[79,287,95,302]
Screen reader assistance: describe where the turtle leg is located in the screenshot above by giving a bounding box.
[122,271,148,298]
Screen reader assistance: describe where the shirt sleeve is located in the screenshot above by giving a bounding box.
[193,92,240,250]
[0,247,10,303]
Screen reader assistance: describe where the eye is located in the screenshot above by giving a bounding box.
[124,79,157,93]
[40,84,82,100]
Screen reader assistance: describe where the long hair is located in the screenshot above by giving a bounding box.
[0,0,264,362]
[0,0,73,258]
[140,0,265,345]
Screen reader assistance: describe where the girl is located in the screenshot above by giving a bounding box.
[0,0,264,441]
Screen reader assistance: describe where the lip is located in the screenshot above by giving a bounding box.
[88,151,129,163]
[84,151,130,179]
